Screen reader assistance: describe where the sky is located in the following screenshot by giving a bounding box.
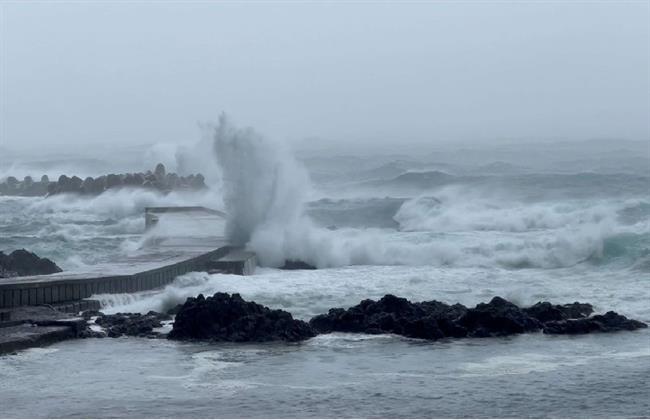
[0,1,648,153]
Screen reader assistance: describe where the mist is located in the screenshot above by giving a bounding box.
[1,1,648,158]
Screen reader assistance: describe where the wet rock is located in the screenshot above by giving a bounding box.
[457,297,541,337]
[95,311,170,338]
[418,300,469,338]
[523,301,593,323]
[79,328,107,339]
[165,304,183,316]
[543,311,647,334]
[309,294,468,339]
[280,260,317,270]
[310,295,646,341]
[81,310,104,320]
[168,292,316,342]
[0,249,62,277]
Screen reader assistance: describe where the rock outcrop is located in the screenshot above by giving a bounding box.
[94,311,171,338]
[168,292,316,342]
[542,311,647,334]
[457,296,541,337]
[0,249,62,278]
[309,294,467,339]
[522,301,593,322]
[280,260,317,270]
[309,295,646,340]
[0,163,207,197]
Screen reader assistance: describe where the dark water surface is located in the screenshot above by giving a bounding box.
[1,330,648,418]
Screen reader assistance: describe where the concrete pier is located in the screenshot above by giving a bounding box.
[0,206,256,354]
[0,243,258,309]
[0,207,253,309]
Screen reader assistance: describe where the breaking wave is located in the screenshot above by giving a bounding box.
[211,118,650,270]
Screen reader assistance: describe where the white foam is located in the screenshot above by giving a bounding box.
[210,118,649,270]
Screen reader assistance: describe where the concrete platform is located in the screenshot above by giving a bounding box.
[0,324,76,355]
[205,249,257,275]
[0,306,88,355]
[0,207,258,354]
[0,208,254,309]
[0,240,232,309]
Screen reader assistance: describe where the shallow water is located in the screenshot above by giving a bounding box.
[1,329,648,418]
[2,158,649,417]
[2,262,649,418]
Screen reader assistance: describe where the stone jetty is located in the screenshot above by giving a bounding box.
[0,163,207,197]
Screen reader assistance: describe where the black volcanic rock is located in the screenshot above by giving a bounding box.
[0,249,62,277]
[309,294,468,339]
[523,301,593,323]
[543,311,647,334]
[95,311,170,338]
[280,260,317,270]
[457,297,542,337]
[168,292,316,342]
[309,295,646,341]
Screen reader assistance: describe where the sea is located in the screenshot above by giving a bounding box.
[1,124,649,418]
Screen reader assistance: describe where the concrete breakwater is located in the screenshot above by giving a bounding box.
[0,205,256,354]
[0,163,206,197]
[0,244,256,354]
[0,245,255,309]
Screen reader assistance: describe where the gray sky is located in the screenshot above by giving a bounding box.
[1,1,648,152]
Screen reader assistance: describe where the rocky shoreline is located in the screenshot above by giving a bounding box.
[0,249,62,278]
[1,293,646,355]
[77,293,648,342]
[0,163,206,197]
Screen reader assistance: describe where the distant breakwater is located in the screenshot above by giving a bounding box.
[0,163,206,197]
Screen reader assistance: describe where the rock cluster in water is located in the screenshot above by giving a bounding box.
[94,311,171,338]
[83,294,646,344]
[167,293,647,342]
[309,295,646,339]
[0,249,62,278]
[168,292,317,342]
[0,163,207,197]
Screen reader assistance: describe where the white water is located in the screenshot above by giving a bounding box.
[2,120,649,418]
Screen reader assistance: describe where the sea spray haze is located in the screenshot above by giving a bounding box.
[1,1,649,416]
[209,117,650,271]
[211,117,434,268]
[213,116,309,251]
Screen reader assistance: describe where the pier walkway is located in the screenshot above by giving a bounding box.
[0,207,256,310]
[0,206,255,353]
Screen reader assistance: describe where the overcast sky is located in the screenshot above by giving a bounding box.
[1,1,648,152]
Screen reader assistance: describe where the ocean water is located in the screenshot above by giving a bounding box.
[1,128,649,417]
